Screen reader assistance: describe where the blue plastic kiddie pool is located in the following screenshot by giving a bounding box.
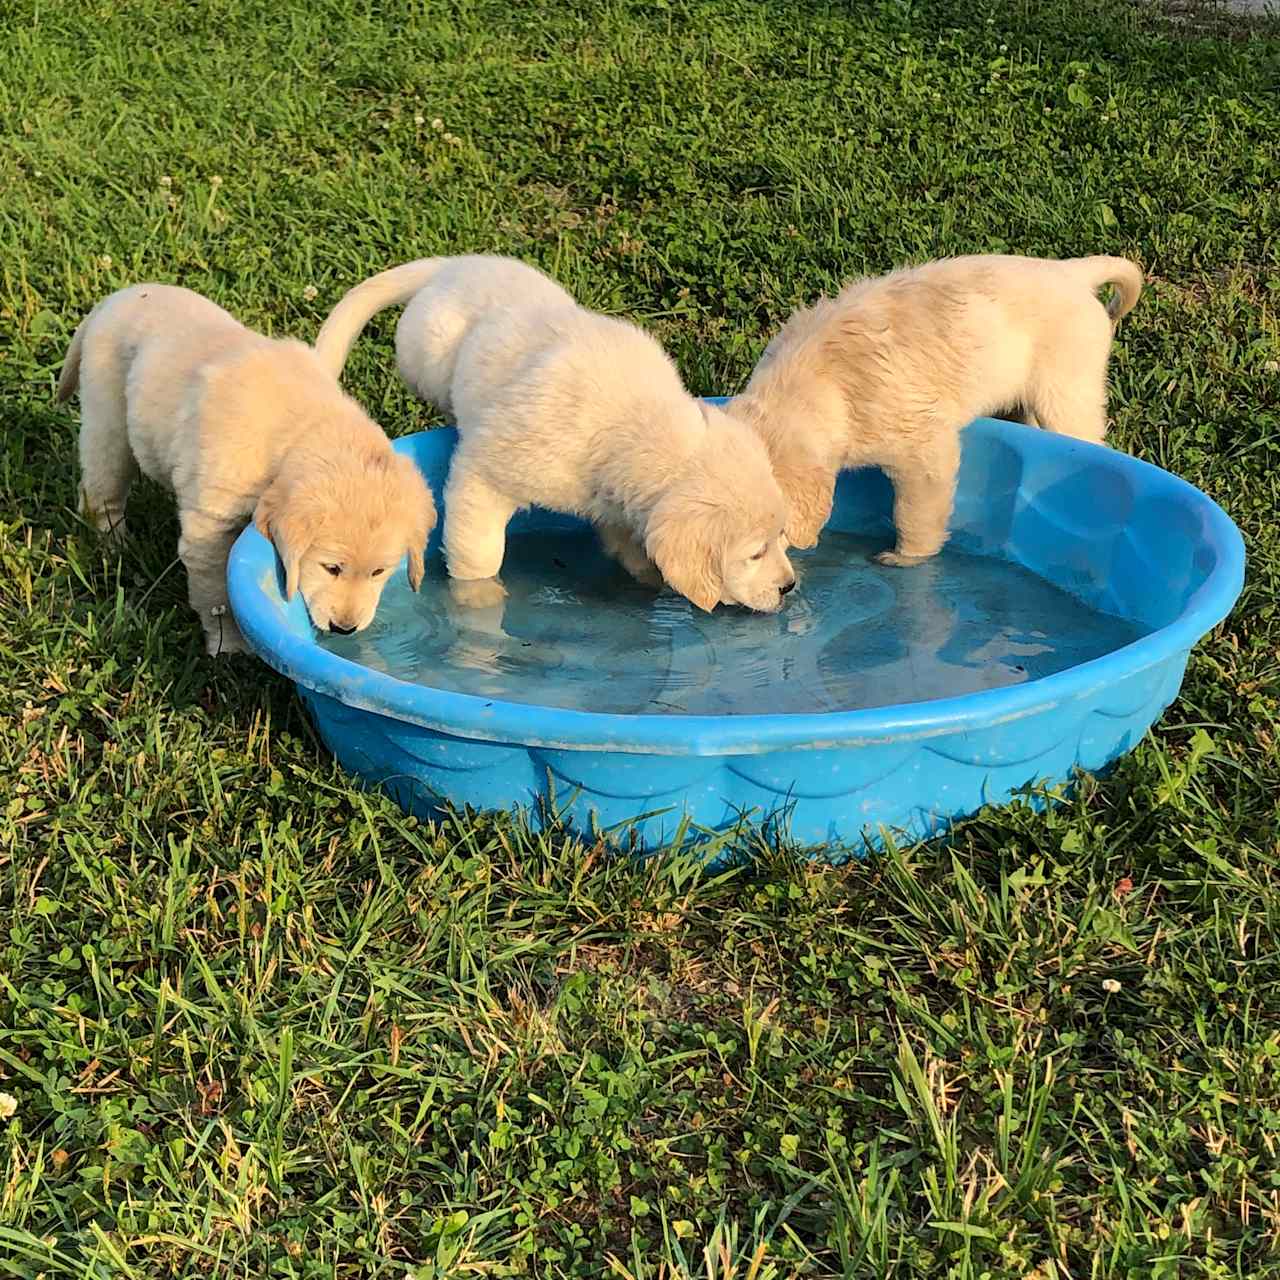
[227,411,1244,854]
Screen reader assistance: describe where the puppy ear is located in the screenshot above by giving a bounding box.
[772,447,834,549]
[394,455,435,592]
[646,494,724,613]
[254,475,312,601]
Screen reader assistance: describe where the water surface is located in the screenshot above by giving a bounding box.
[320,529,1148,716]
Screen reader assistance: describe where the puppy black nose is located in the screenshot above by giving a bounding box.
[780,580,796,596]
[329,621,357,635]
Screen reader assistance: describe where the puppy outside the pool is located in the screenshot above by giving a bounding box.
[59,284,436,654]
[728,253,1144,563]
[314,254,797,614]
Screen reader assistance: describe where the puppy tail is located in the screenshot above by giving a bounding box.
[1071,255,1144,324]
[313,259,448,378]
[56,316,87,404]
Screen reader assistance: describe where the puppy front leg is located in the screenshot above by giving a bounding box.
[876,438,961,567]
[442,466,517,609]
[597,520,663,588]
[179,508,248,655]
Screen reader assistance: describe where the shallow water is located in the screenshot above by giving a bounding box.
[319,529,1148,716]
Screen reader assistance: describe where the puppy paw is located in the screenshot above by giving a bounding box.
[204,606,249,656]
[449,576,507,609]
[874,549,936,568]
[205,627,249,657]
[84,509,128,540]
[783,514,826,551]
[624,560,665,590]
[78,489,128,539]
[598,524,664,588]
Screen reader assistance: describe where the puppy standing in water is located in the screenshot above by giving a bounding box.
[59,284,436,654]
[314,255,796,613]
[729,254,1144,562]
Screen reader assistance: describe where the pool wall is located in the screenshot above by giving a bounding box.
[228,415,1245,854]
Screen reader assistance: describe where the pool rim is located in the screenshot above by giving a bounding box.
[227,416,1246,757]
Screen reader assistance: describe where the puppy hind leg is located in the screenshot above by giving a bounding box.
[876,436,961,567]
[178,508,248,655]
[76,350,137,538]
[1027,321,1111,444]
[442,465,517,608]
[1001,404,1040,428]
[1027,376,1109,445]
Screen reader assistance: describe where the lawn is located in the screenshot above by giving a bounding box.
[2,0,1279,1275]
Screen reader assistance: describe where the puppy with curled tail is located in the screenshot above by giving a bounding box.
[59,283,435,654]
[317,254,797,614]
[730,253,1143,563]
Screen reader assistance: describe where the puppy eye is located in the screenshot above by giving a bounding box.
[323,564,342,577]
[750,547,768,561]
[371,567,385,578]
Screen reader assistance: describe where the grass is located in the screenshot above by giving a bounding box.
[1,0,1279,1275]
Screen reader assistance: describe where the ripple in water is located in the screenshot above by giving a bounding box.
[319,529,1148,716]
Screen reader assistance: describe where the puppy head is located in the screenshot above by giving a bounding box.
[254,446,436,634]
[645,411,796,614]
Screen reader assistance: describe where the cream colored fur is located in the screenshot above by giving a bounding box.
[59,284,436,654]
[317,255,797,613]
[730,253,1143,563]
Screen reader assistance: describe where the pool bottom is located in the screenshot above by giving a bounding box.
[318,528,1149,717]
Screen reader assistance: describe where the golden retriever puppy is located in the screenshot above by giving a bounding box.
[58,284,435,654]
[729,254,1143,564]
[315,255,796,613]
